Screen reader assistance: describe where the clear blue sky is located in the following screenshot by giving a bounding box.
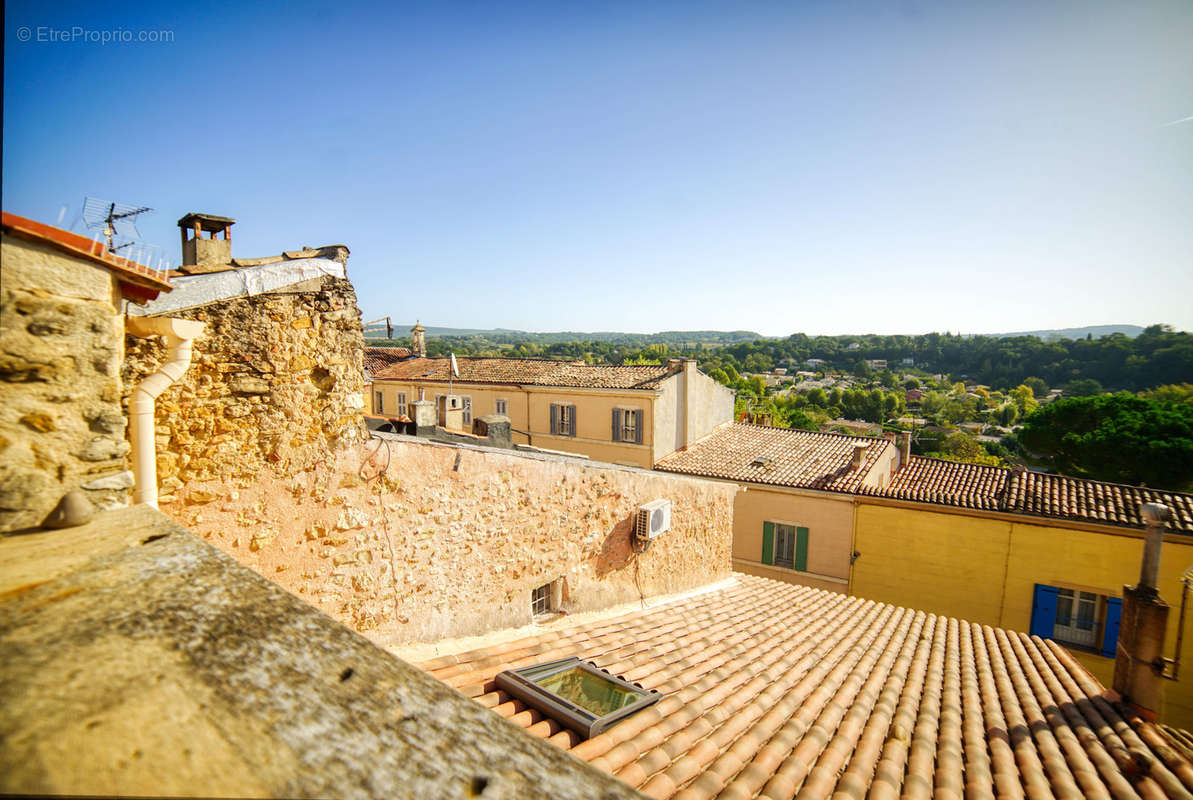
[5,1,1191,337]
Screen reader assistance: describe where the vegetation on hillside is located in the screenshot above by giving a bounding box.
[1018,394,1193,491]
[371,325,1193,394]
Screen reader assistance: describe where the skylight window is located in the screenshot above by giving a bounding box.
[495,657,661,739]
[751,456,770,467]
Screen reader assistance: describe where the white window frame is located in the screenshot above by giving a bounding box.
[1054,588,1101,649]
[496,398,508,416]
[397,391,407,417]
[461,396,472,425]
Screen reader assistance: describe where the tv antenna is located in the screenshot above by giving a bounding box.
[82,197,153,253]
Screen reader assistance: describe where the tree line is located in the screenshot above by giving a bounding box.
[371,325,1193,394]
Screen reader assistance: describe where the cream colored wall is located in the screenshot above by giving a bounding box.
[853,500,1193,728]
[652,376,680,463]
[527,388,655,468]
[731,484,853,592]
[684,368,735,446]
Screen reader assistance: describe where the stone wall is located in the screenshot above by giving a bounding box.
[121,275,367,499]
[0,234,131,531]
[167,436,735,646]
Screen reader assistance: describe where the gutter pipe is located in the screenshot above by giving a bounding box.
[126,316,206,508]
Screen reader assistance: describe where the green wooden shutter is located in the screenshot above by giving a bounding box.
[795,527,809,572]
[762,522,775,565]
[612,408,622,442]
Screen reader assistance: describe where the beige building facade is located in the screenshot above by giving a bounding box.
[367,352,733,468]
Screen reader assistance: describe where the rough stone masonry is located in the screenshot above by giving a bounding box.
[121,272,367,500]
[0,234,133,531]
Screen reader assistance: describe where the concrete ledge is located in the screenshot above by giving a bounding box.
[0,506,643,799]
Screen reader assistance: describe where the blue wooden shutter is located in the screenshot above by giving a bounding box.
[612,409,622,442]
[550,404,559,436]
[795,527,809,572]
[762,522,775,565]
[1102,597,1123,658]
[1030,584,1059,639]
[634,410,644,444]
[568,405,577,436]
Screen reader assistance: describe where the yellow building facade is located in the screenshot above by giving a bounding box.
[852,499,1193,728]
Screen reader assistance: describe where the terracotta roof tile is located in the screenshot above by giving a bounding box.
[860,456,1193,533]
[2,211,172,296]
[655,423,894,493]
[418,574,1193,799]
[858,455,1008,511]
[1008,471,1193,532]
[364,347,412,373]
[370,355,676,390]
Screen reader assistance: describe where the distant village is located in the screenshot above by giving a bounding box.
[5,210,1193,798]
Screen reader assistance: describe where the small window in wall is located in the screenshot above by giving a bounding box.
[375,391,384,414]
[532,582,553,616]
[761,522,808,572]
[550,404,577,437]
[612,408,644,444]
[462,396,472,425]
[496,398,508,416]
[397,391,407,417]
[1031,584,1121,657]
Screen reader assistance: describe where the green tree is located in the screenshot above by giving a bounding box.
[1023,376,1048,397]
[1065,378,1103,397]
[1009,384,1039,416]
[1018,394,1193,490]
[1140,384,1193,405]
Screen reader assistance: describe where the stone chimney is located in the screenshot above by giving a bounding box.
[897,431,912,469]
[411,321,427,358]
[851,444,868,471]
[1113,503,1171,718]
[178,213,235,272]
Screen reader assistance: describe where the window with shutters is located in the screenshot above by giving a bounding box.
[612,408,644,444]
[550,403,577,437]
[760,521,808,572]
[1030,583,1121,656]
[496,398,508,416]
[396,391,407,417]
[461,396,472,425]
[374,391,383,414]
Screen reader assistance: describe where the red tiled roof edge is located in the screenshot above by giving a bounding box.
[2,211,173,294]
[861,455,1193,534]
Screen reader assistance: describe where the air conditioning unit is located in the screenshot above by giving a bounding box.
[635,499,672,541]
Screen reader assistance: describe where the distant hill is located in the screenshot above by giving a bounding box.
[378,327,765,346]
[971,325,1145,341]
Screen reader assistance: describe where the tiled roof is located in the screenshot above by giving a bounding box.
[1008,470,1193,532]
[370,356,677,390]
[862,456,1009,511]
[860,456,1193,533]
[1,211,172,295]
[419,574,1193,799]
[364,347,412,373]
[655,423,893,493]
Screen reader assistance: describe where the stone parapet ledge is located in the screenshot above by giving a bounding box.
[0,506,643,799]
